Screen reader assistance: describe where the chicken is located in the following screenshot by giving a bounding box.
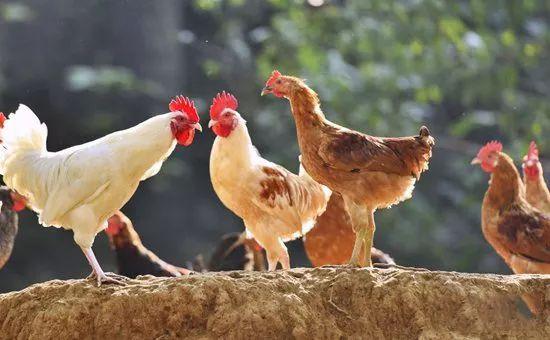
[105,211,191,278]
[0,98,201,285]
[303,192,395,266]
[523,141,549,213]
[262,71,434,266]
[208,91,330,270]
[472,141,550,314]
[207,232,266,271]
[0,187,27,270]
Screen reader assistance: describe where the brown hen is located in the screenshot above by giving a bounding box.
[522,141,550,213]
[262,71,434,266]
[473,141,550,314]
[105,211,191,278]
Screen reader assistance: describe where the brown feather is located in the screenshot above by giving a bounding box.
[259,167,294,207]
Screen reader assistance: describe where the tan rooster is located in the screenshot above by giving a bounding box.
[208,91,330,270]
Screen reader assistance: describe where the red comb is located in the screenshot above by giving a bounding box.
[0,112,6,128]
[169,95,199,123]
[265,70,282,87]
[527,141,539,160]
[477,141,502,159]
[210,91,238,120]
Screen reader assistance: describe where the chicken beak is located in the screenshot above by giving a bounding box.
[208,119,217,128]
[260,86,272,96]
[470,157,481,165]
[192,122,202,132]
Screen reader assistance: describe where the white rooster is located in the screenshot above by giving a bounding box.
[208,92,330,270]
[0,97,201,285]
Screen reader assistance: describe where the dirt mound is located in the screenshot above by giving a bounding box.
[0,267,549,339]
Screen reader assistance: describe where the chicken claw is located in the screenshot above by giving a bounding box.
[87,271,127,287]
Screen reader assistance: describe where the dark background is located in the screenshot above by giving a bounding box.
[0,0,548,292]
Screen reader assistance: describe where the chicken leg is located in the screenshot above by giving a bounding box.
[266,239,290,271]
[362,210,376,267]
[81,247,125,286]
[344,197,374,267]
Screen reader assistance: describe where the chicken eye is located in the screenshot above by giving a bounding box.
[276,79,282,84]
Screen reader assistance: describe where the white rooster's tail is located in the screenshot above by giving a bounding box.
[0,105,48,174]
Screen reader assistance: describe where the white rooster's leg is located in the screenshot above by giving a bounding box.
[81,247,125,286]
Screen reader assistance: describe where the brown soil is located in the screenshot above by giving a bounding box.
[0,267,549,339]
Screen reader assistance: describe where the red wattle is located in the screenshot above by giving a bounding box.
[524,165,539,179]
[212,123,233,137]
[177,129,195,146]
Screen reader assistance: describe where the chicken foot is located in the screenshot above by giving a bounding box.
[81,247,126,286]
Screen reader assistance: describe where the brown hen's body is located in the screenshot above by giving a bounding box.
[106,211,191,278]
[291,88,433,207]
[277,80,433,266]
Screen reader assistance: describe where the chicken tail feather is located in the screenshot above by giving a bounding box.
[0,105,48,169]
[418,125,435,147]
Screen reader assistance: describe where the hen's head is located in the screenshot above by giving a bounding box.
[208,91,241,138]
[0,187,27,212]
[471,141,503,173]
[168,95,202,146]
[261,70,305,98]
[104,212,139,248]
[522,141,540,180]
[105,213,126,237]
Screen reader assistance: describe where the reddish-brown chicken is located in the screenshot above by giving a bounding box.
[105,211,191,278]
[262,71,434,266]
[304,193,395,266]
[0,187,27,270]
[522,141,549,213]
[472,141,550,314]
